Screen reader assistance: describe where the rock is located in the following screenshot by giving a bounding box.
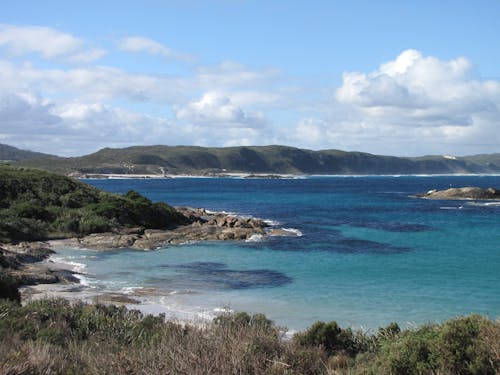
[417,186,500,200]
[78,233,138,250]
[94,293,140,304]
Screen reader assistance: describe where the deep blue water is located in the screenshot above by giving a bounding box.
[55,176,500,331]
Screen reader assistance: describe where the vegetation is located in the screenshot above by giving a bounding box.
[0,165,187,243]
[0,143,56,162]
[0,297,497,374]
[5,142,500,175]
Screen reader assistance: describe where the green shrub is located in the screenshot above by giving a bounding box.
[10,202,54,221]
[376,324,440,374]
[436,315,497,375]
[373,316,500,375]
[0,273,20,302]
[294,320,360,356]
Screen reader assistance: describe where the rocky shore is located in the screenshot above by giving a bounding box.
[46,207,294,251]
[417,186,500,200]
[1,242,80,293]
[1,208,298,300]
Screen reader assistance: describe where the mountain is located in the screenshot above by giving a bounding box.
[11,144,500,175]
[0,143,58,161]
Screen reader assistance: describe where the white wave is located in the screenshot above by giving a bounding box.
[246,234,264,242]
[282,228,304,237]
[439,206,463,210]
[263,219,281,226]
[49,256,87,273]
[465,201,500,207]
[205,209,237,216]
[73,274,92,287]
[121,286,144,294]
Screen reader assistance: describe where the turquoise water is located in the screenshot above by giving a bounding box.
[55,176,500,331]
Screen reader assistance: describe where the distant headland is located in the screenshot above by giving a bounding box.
[2,143,500,176]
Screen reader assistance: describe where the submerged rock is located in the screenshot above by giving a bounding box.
[417,186,500,200]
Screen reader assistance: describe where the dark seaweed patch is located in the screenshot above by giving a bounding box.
[154,262,292,290]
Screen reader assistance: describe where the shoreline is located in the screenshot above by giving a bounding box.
[40,206,299,251]
[3,208,301,328]
[74,172,500,180]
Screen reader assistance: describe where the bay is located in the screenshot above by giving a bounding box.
[54,176,500,331]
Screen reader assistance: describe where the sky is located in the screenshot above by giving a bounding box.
[0,0,499,157]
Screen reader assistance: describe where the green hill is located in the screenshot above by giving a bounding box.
[0,143,58,162]
[0,165,186,243]
[14,144,500,175]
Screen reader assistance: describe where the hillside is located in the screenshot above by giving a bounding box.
[14,144,500,175]
[0,143,58,161]
[0,165,186,243]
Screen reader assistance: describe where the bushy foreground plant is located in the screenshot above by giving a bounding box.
[372,315,499,375]
[0,297,498,374]
[0,299,326,374]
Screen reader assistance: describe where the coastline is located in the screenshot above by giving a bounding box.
[3,208,301,327]
[74,172,500,180]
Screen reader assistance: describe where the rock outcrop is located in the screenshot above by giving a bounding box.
[417,187,500,200]
[1,243,79,288]
[50,207,294,251]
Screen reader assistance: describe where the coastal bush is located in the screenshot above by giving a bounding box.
[294,320,361,356]
[0,273,20,302]
[435,315,498,375]
[0,214,48,241]
[0,298,498,374]
[214,311,275,330]
[375,324,440,374]
[372,316,500,375]
[0,165,188,242]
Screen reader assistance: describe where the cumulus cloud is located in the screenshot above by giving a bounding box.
[0,24,105,63]
[308,49,500,155]
[0,91,61,131]
[0,92,185,155]
[175,91,266,128]
[336,49,500,127]
[119,36,192,62]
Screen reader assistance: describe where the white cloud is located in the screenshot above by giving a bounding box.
[119,36,192,62]
[1,25,498,158]
[0,24,105,63]
[175,91,266,128]
[321,49,500,155]
[335,49,500,127]
[0,60,185,104]
[0,91,61,131]
[0,92,185,155]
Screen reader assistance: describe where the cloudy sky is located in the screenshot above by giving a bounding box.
[1,0,499,156]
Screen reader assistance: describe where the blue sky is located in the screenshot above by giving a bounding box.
[1,0,499,156]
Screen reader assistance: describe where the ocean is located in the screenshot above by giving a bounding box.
[53,175,500,332]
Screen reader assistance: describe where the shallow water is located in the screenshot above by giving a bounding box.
[54,176,500,331]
